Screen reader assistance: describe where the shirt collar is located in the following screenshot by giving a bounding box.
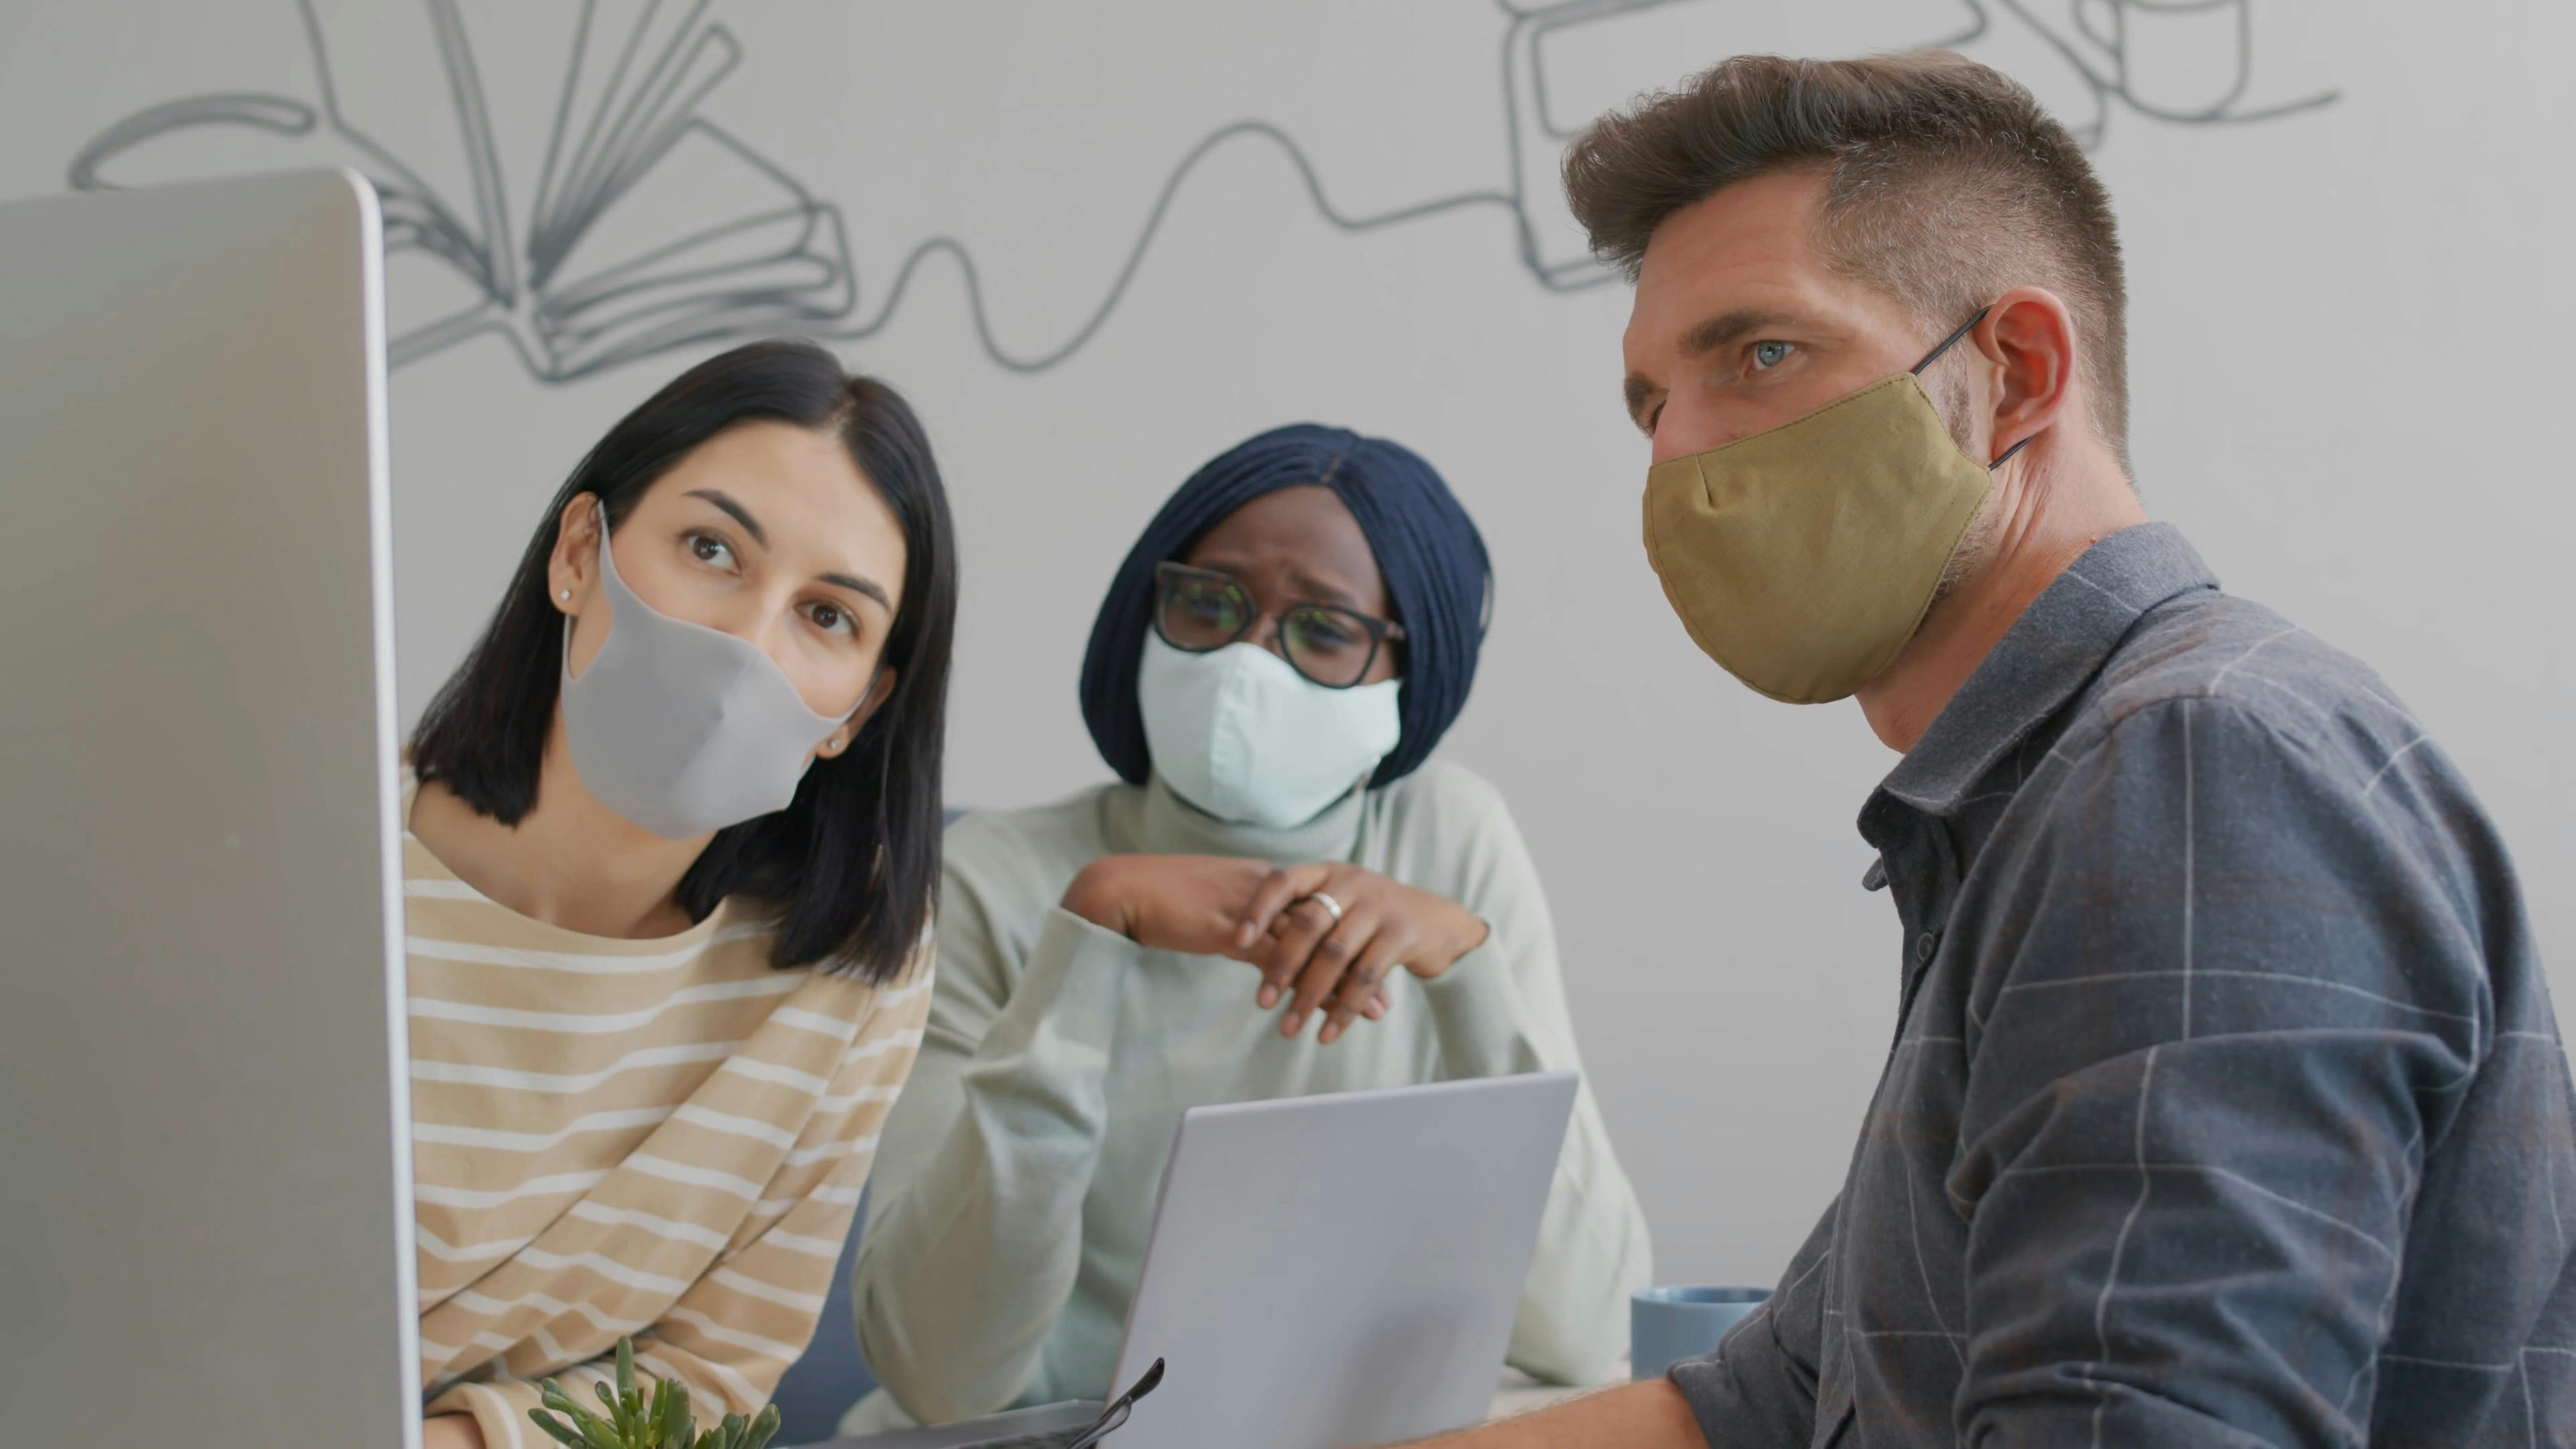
[1870,523,2219,820]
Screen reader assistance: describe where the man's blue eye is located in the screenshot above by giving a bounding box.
[1754,341,1791,369]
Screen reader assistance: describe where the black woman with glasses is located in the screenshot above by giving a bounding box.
[836,425,1652,1434]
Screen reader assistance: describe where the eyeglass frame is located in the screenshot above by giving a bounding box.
[1150,560,1406,690]
[1062,1356,1164,1448]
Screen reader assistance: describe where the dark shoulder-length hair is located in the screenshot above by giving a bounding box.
[410,339,958,983]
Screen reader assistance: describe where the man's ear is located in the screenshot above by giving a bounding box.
[1978,286,2080,464]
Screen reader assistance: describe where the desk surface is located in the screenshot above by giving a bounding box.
[1485,1368,1607,1423]
[814,1367,1621,1446]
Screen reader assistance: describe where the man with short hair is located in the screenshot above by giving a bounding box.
[1409,52,2576,1448]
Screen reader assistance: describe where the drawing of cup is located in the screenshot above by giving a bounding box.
[1499,0,1714,289]
[2072,0,2252,119]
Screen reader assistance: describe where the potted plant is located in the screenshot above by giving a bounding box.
[528,1338,780,1449]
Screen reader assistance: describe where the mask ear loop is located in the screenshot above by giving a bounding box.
[1910,306,1992,375]
[1910,305,2039,472]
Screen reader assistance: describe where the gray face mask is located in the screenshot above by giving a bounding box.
[560,507,855,839]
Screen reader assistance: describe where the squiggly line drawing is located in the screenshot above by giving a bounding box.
[66,0,2338,384]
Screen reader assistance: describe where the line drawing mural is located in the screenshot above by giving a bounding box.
[68,0,2339,384]
[1959,0,2340,146]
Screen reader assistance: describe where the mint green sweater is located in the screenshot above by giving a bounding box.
[841,762,1652,1430]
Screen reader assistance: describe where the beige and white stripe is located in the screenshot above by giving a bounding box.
[403,786,930,1444]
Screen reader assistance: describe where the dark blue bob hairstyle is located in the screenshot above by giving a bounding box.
[1079,423,1492,789]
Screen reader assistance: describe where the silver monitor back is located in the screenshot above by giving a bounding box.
[1109,1072,1579,1448]
[0,170,416,1446]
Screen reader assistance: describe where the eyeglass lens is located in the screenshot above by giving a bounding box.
[1158,573,1377,688]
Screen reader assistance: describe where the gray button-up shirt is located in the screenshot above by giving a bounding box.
[1672,524,2576,1446]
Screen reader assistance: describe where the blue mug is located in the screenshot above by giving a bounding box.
[1631,1286,1771,1379]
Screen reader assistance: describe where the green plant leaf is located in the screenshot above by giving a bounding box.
[539,1380,585,1417]
[656,1376,694,1446]
[528,1408,589,1447]
[524,1336,789,1449]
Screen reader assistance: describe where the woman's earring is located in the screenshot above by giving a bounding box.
[557,589,572,601]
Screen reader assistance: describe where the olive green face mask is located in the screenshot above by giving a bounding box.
[1640,307,2028,704]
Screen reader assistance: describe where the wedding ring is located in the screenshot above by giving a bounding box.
[1305,891,1345,923]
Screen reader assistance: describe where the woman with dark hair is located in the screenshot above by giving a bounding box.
[407,340,957,1449]
[842,424,1650,1432]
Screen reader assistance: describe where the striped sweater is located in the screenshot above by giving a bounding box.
[403,782,931,1446]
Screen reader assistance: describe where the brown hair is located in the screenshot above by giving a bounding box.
[1564,51,2130,461]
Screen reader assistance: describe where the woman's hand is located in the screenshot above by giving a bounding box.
[421,1414,485,1449]
[1232,864,1489,1044]
[1061,855,1393,1030]
[1062,854,1278,958]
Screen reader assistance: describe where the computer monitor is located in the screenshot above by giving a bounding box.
[0,170,417,1446]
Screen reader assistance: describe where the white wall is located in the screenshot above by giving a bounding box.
[5,0,2567,1289]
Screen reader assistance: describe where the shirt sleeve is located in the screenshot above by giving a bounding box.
[850,841,1138,1424]
[424,951,935,1445]
[1945,696,2487,1444]
[1413,774,1656,1385]
[1667,1201,1833,1447]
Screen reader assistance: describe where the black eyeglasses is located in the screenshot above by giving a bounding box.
[1152,561,1405,690]
[978,1358,1165,1448]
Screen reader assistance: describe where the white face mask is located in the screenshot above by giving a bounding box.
[1137,634,1403,830]
[560,509,855,839]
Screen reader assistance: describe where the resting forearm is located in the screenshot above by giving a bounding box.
[854,911,1136,1419]
[854,1081,1102,1419]
[1405,1381,1705,1448]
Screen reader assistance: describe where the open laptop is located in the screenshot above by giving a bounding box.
[0,171,416,1444]
[825,1072,1580,1449]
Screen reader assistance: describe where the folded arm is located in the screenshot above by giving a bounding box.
[853,892,1138,1423]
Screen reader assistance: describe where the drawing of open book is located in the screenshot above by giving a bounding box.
[69,0,853,382]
